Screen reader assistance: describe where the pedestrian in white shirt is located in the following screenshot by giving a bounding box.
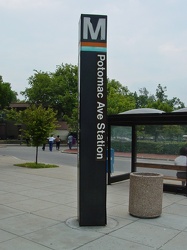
[48,135,55,152]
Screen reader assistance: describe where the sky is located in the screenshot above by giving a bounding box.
[0,0,187,105]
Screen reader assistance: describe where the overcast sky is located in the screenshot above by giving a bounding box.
[0,0,187,105]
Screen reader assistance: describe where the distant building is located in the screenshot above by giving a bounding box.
[0,103,69,141]
[0,103,30,139]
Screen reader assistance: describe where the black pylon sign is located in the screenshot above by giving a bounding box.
[78,14,107,226]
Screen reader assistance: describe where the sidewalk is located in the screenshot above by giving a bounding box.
[0,154,187,249]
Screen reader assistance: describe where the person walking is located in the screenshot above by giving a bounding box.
[67,134,73,150]
[48,135,55,152]
[42,138,48,151]
[55,135,61,151]
[42,143,46,151]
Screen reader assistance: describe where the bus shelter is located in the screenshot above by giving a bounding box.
[107,108,187,195]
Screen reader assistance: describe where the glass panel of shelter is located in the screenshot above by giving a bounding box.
[136,124,187,188]
[108,123,187,192]
[107,125,132,182]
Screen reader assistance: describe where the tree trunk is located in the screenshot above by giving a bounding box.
[35,146,38,164]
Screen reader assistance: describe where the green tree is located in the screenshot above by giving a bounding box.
[167,97,185,111]
[135,84,185,141]
[63,107,78,133]
[147,84,185,112]
[162,125,184,141]
[21,64,78,120]
[134,87,155,109]
[0,76,17,109]
[21,71,52,106]
[52,63,78,119]
[20,64,186,133]
[134,84,185,112]
[6,105,58,164]
[155,84,167,102]
[107,79,136,114]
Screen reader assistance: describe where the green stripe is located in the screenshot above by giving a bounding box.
[81,46,107,52]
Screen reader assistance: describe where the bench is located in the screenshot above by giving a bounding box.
[135,162,187,184]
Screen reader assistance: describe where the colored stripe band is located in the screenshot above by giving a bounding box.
[81,46,107,52]
[81,42,107,47]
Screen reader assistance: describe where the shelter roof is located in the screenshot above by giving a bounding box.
[119,108,165,114]
[108,108,187,126]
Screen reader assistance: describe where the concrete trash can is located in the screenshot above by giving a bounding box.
[129,172,163,218]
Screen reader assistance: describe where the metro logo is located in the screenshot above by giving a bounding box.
[83,17,106,40]
[80,15,107,52]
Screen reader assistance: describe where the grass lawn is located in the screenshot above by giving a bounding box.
[14,162,59,168]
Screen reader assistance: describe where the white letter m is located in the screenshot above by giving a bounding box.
[83,17,106,40]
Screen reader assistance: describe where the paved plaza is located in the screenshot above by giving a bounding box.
[0,154,187,249]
